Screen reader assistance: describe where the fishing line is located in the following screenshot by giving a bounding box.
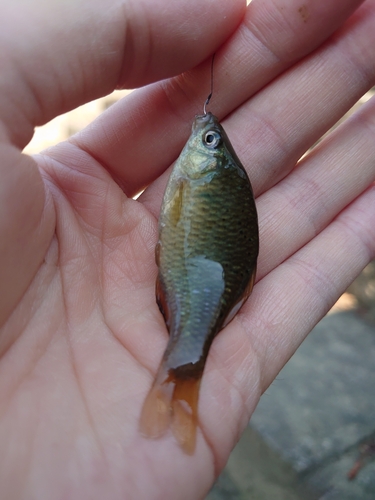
[203,53,215,115]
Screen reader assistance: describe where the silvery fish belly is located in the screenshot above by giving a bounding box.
[140,112,259,453]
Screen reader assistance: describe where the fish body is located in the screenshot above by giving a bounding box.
[140,112,258,453]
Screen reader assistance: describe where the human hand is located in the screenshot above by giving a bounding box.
[1,0,374,498]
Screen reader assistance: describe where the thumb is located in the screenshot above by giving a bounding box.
[0,0,245,332]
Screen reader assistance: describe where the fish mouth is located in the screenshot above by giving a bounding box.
[193,112,218,131]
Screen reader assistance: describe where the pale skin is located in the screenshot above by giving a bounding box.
[1,0,375,498]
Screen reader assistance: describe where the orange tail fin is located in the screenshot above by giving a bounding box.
[139,368,201,454]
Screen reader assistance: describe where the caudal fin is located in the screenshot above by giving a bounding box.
[171,376,201,454]
[139,367,201,454]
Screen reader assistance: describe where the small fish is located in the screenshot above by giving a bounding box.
[140,94,258,454]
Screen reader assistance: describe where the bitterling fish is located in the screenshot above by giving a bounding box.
[140,111,259,453]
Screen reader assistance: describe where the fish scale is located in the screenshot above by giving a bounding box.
[140,112,258,453]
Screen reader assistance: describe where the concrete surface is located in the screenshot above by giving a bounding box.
[207,303,375,499]
[251,311,375,473]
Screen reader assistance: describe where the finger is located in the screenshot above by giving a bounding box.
[243,185,375,389]
[140,0,375,213]
[200,185,375,466]
[256,94,375,281]
[71,0,364,197]
[222,0,375,195]
[2,0,245,148]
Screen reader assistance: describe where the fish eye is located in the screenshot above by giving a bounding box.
[204,130,221,148]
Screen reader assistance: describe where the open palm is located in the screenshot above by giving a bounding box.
[1,0,375,498]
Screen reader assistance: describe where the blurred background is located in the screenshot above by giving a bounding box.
[23,88,375,499]
[23,89,130,155]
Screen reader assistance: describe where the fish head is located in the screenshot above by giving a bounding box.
[178,112,231,180]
